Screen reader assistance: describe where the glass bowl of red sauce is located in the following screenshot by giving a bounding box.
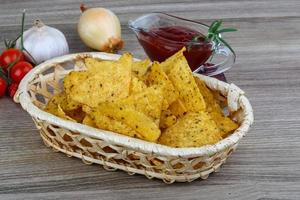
[129,13,235,77]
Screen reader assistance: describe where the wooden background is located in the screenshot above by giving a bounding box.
[1,0,300,199]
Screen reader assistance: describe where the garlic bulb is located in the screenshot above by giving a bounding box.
[77,5,123,52]
[16,20,69,64]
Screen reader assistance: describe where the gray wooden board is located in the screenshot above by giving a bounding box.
[0,0,300,199]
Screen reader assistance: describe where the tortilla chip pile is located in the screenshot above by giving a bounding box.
[44,48,238,148]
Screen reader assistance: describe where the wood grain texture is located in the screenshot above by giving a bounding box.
[0,0,300,199]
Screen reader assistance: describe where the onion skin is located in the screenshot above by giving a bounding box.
[77,7,123,52]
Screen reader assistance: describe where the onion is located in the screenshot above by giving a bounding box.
[77,4,123,52]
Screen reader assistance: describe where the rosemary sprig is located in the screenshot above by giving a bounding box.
[187,19,237,56]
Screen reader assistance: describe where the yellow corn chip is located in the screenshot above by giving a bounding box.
[159,110,177,129]
[64,54,132,108]
[82,115,97,128]
[209,112,239,138]
[168,99,188,117]
[159,112,221,148]
[92,113,141,138]
[121,85,164,120]
[92,102,161,142]
[129,76,147,94]
[167,57,206,112]
[195,78,238,137]
[44,93,82,122]
[132,59,151,77]
[147,62,179,106]
[85,58,114,72]
[160,47,186,73]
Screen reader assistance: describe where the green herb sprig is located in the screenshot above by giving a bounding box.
[187,20,237,56]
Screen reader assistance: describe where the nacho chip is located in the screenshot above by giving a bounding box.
[84,58,114,72]
[82,115,97,128]
[159,110,177,129]
[63,71,89,95]
[62,95,81,111]
[167,57,206,112]
[44,93,83,122]
[92,114,141,138]
[44,99,75,122]
[160,47,186,73]
[64,54,132,107]
[194,78,238,137]
[92,102,161,142]
[120,85,164,121]
[132,59,151,77]
[44,93,65,113]
[209,111,239,138]
[85,53,133,72]
[159,112,221,148]
[194,78,216,110]
[129,76,147,94]
[44,91,80,112]
[147,62,179,106]
[169,99,187,117]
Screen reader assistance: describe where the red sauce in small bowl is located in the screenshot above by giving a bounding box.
[137,26,213,71]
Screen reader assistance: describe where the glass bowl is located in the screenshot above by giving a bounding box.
[129,13,235,77]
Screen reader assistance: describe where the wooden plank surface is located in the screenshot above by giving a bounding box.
[0,0,300,199]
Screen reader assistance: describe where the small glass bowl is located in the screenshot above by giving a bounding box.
[129,13,235,77]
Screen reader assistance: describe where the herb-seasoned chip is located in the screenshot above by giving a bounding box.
[159,112,222,148]
[132,59,151,77]
[44,98,75,122]
[129,76,147,94]
[160,47,186,73]
[63,95,81,111]
[64,71,89,95]
[44,93,65,112]
[44,93,83,122]
[85,58,114,72]
[194,78,216,110]
[169,99,187,117]
[195,78,238,137]
[92,113,141,138]
[64,54,132,107]
[121,85,164,120]
[159,110,177,129]
[91,102,161,142]
[82,115,97,128]
[209,112,239,137]
[48,92,81,111]
[168,57,206,112]
[147,62,179,106]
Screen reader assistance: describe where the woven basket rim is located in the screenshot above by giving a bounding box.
[17,52,254,158]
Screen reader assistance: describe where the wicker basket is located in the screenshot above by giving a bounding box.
[16,52,254,183]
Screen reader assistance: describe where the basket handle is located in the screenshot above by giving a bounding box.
[227,83,245,113]
[13,88,22,104]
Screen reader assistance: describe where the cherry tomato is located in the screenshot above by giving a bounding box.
[10,61,33,83]
[8,82,18,98]
[0,48,25,69]
[0,77,7,97]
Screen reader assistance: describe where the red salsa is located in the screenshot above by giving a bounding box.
[137,26,213,71]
